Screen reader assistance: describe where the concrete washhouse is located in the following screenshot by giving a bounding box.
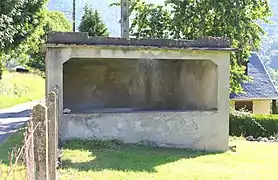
[45,32,233,152]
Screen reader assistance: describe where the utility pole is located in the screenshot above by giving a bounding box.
[72,0,76,32]
[121,0,129,38]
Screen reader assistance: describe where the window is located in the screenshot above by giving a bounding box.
[235,101,253,112]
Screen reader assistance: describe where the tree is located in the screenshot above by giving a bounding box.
[111,0,272,94]
[79,5,109,37]
[0,0,47,78]
[46,11,72,32]
[3,10,72,72]
[0,0,47,52]
[26,10,72,71]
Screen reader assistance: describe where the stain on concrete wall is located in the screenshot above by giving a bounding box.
[60,110,227,151]
[63,58,217,113]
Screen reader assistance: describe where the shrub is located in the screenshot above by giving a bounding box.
[229,110,278,137]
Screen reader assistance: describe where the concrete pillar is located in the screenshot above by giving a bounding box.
[45,48,63,115]
[214,53,230,150]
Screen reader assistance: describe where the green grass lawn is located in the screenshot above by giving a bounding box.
[0,130,26,179]
[60,139,278,180]
[1,131,278,180]
[0,71,45,109]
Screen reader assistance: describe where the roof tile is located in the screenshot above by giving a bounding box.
[230,52,278,100]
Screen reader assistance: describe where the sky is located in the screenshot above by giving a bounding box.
[48,0,165,37]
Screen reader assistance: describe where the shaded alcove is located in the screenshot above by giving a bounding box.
[63,58,218,113]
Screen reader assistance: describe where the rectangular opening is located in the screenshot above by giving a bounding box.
[235,101,253,112]
[63,58,218,113]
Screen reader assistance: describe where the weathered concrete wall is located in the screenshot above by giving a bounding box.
[63,58,218,113]
[60,110,227,151]
[45,39,231,152]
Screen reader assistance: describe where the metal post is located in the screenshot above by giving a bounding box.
[72,0,76,32]
[121,0,129,38]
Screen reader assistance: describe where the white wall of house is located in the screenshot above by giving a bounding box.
[230,100,271,114]
[252,100,271,114]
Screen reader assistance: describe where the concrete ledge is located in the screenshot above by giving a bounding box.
[46,32,234,50]
[59,111,229,152]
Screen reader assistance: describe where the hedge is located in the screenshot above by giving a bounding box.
[229,110,278,138]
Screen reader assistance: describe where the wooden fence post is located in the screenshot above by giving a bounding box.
[25,120,34,180]
[47,91,58,179]
[33,104,49,180]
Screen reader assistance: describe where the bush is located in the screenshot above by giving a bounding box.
[229,110,278,137]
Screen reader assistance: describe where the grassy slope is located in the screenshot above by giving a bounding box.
[1,132,278,179]
[0,71,45,109]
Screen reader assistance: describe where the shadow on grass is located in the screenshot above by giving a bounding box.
[61,139,223,173]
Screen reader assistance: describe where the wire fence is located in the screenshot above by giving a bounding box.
[0,89,60,180]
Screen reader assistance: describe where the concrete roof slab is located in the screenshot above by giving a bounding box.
[46,32,236,51]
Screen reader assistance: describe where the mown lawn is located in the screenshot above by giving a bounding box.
[1,131,278,180]
[60,139,278,180]
[0,71,45,109]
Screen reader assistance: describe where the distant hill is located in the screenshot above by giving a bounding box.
[261,0,278,36]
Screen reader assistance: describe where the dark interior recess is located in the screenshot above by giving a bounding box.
[63,58,218,113]
[235,101,253,112]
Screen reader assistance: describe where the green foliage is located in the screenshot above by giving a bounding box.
[229,110,278,137]
[46,11,72,32]
[3,10,72,71]
[128,1,171,39]
[78,5,109,37]
[0,0,47,52]
[0,0,47,79]
[26,10,72,71]
[111,0,272,93]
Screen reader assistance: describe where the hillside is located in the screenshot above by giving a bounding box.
[258,0,278,85]
[263,0,278,36]
[0,71,44,109]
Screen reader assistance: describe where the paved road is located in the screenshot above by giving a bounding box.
[0,101,42,143]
